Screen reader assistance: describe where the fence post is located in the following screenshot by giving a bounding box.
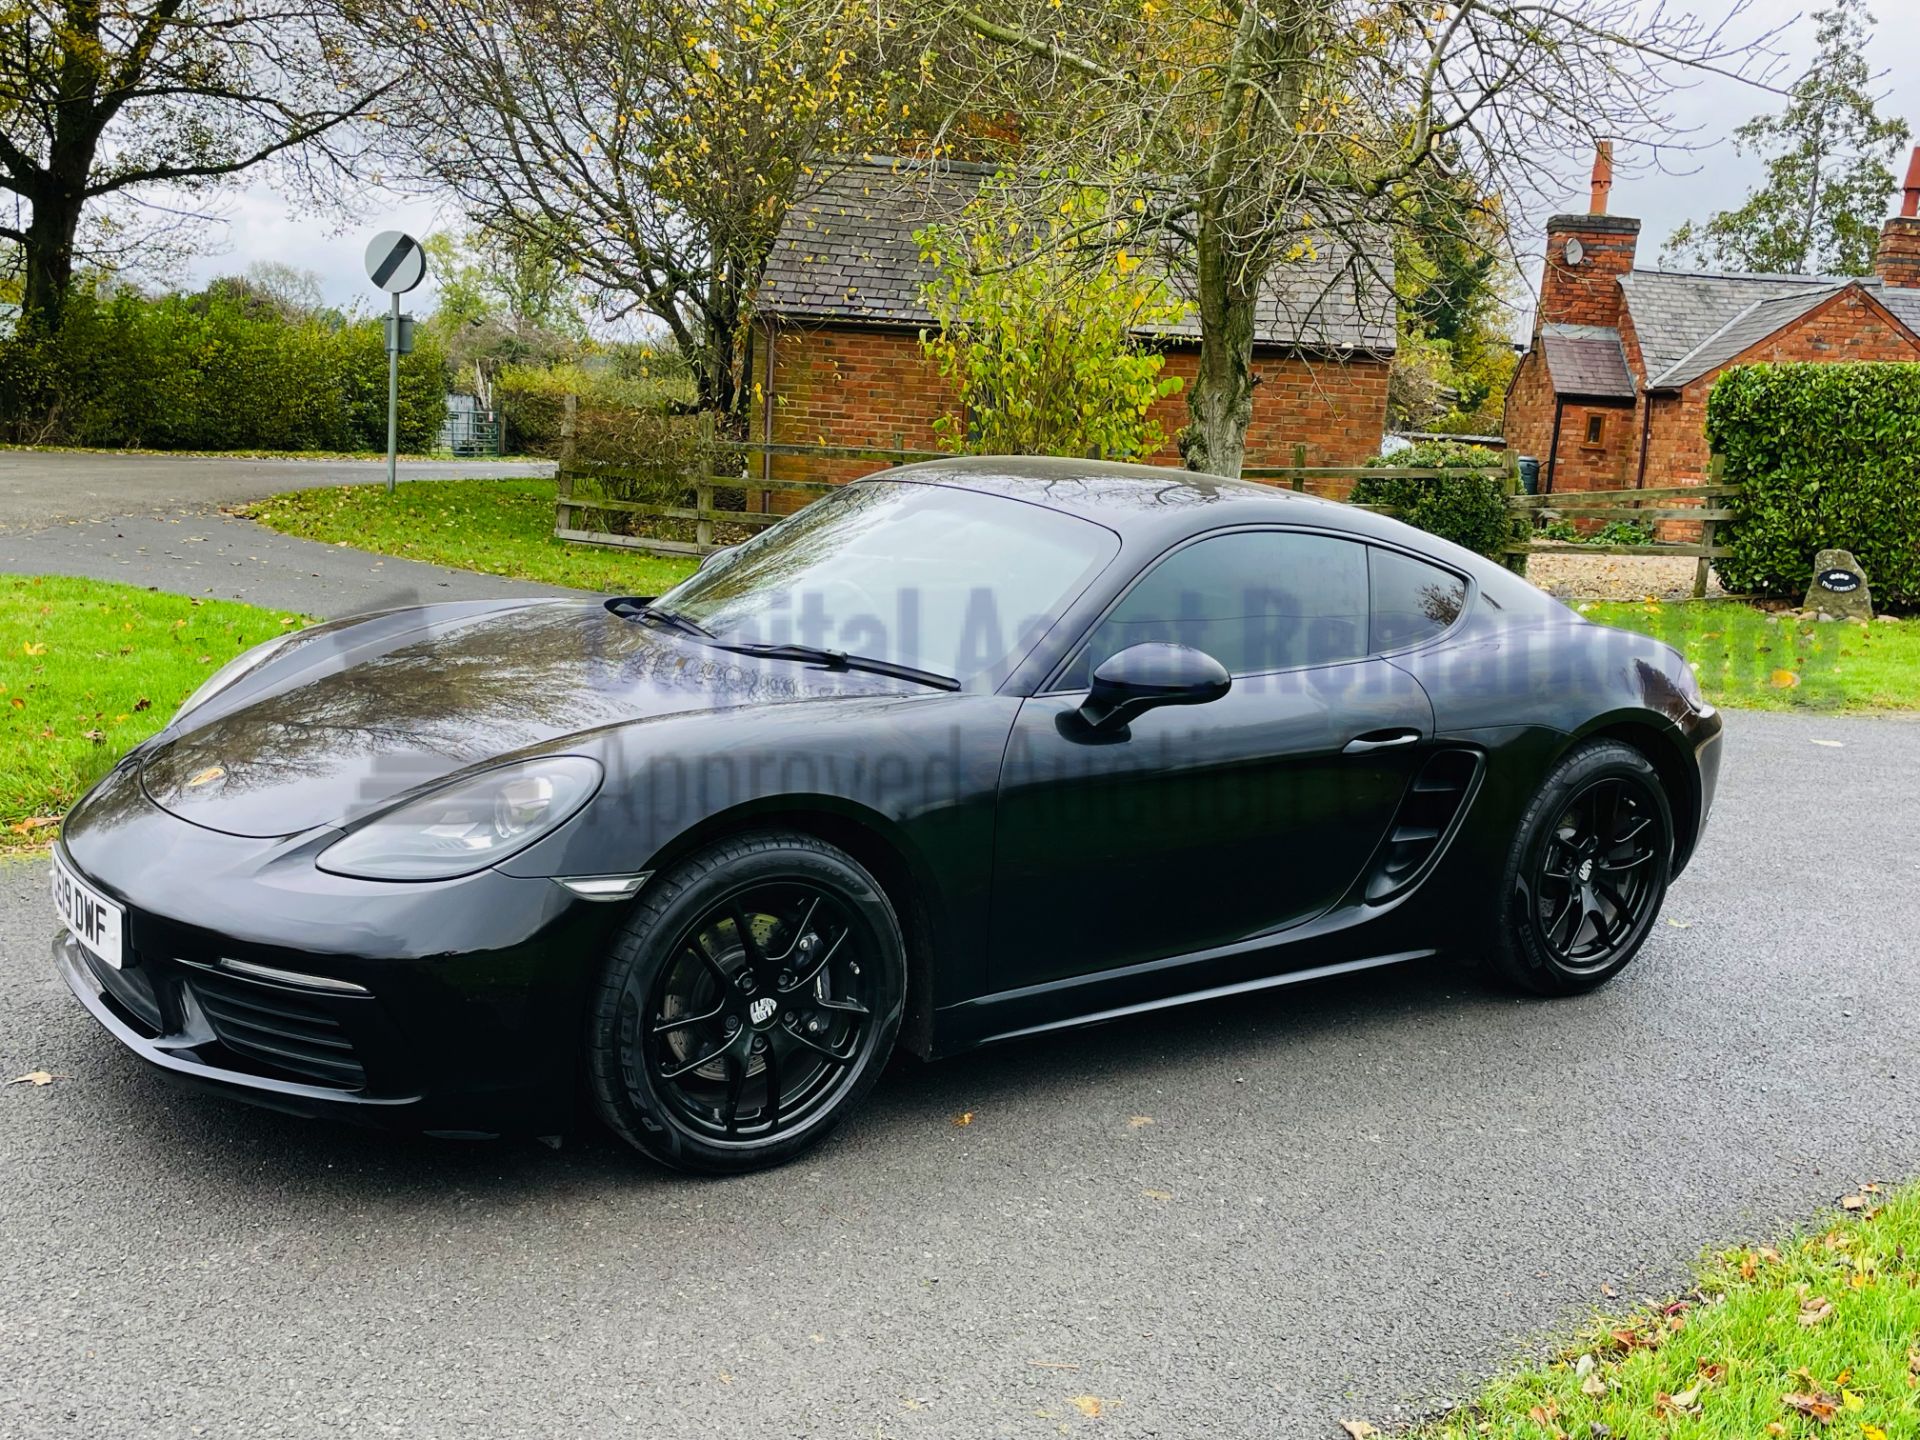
[1290,443,1307,493]
[696,482,713,553]
[553,392,578,536]
[1503,450,1529,577]
[1694,455,1724,599]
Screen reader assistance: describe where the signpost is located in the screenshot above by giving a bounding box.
[364,231,428,494]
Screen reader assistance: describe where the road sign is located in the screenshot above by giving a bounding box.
[366,230,429,493]
[365,230,426,295]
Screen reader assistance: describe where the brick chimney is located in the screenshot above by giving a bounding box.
[1876,146,1920,289]
[1539,144,1639,327]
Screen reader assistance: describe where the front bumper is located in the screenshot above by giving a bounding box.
[51,774,631,1138]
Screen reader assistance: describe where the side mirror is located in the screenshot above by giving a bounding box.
[698,546,737,572]
[1080,642,1230,730]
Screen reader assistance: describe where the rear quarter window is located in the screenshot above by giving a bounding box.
[1369,548,1468,653]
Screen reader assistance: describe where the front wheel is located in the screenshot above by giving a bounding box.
[587,831,906,1173]
[1487,739,1673,996]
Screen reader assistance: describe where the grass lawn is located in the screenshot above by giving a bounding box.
[1407,1182,1919,1440]
[1,574,307,850]
[245,478,697,595]
[1583,600,1920,712]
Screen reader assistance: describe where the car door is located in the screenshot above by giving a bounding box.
[989,528,1435,991]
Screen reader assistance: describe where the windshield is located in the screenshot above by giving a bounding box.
[651,480,1118,686]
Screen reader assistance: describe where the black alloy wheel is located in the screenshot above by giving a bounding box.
[1534,777,1661,971]
[1489,739,1674,995]
[588,832,905,1172]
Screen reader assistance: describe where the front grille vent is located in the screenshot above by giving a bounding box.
[1364,748,1482,904]
[187,969,367,1089]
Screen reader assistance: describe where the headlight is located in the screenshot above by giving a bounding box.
[174,629,305,721]
[317,757,603,881]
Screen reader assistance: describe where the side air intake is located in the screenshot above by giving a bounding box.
[1364,748,1483,904]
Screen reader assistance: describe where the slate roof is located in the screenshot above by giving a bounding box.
[1538,323,1635,398]
[758,159,1396,354]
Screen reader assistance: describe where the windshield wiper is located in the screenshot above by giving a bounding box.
[628,603,713,639]
[709,641,960,692]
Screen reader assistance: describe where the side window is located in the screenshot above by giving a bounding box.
[1369,547,1467,652]
[1068,531,1369,684]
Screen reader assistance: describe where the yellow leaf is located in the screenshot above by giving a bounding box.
[1770,668,1801,689]
[1142,1188,1172,1201]
[22,641,46,656]
[7,1070,56,1086]
[1126,1115,1154,1128]
[1069,1396,1102,1418]
[951,1111,973,1126]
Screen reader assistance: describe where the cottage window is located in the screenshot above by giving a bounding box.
[1584,414,1606,445]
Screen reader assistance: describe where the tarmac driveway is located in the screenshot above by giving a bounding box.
[2,709,1916,1439]
[0,449,553,533]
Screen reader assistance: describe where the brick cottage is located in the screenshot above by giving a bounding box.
[1505,145,1920,495]
[748,158,1396,487]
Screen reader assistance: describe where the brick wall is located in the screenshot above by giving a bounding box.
[759,320,1391,491]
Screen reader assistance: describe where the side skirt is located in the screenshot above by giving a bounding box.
[939,946,1437,1054]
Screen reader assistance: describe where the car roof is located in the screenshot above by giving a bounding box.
[869,455,1560,616]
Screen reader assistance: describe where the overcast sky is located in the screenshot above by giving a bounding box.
[173,0,1920,326]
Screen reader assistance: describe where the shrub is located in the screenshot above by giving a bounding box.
[1352,441,1514,559]
[1707,362,1920,607]
[494,362,696,456]
[0,285,448,452]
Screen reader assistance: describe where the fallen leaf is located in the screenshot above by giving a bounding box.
[1783,1391,1838,1423]
[1070,1395,1102,1418]
[1337,1422,1378,1439]
[1799,1296,1835,1327]
[1770,668,1801,688]
[1142,1188,1172,1202]
[1665,918,1692,929]
[1765,1425,1787,1436]
[133,697,151,712]
[1842,1194,1866,1211]
[1810,739,1845,748]
[21,641,46,656]
[1581,1372,1606,1399]
[1127,1115,1154,1128]
[951,1111,974,1127]
[7,1071,56,1086]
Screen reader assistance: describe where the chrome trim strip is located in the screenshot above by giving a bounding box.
[216,957,370,995]
[556,872,652,902]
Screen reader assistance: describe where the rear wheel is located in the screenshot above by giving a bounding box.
[587,832,905,1173]
[1488,739,1673,995]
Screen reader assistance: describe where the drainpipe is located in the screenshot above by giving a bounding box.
[1633,392,1654,489]
[1544,396,1566,495]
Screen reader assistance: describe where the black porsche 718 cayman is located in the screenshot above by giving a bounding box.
[52,457,1721,1172]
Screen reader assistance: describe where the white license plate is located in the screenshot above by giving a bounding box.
[52,850,124,970]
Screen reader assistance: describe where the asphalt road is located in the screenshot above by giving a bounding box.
[0,450,553,534]
[3,709,1916,1439]
[0,512,588,618]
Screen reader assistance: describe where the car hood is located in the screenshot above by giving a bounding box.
[135,599,916,838]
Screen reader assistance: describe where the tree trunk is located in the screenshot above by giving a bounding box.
[1178,227,1258,476]
[18,184,85,335]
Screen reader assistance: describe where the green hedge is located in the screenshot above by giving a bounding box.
[0,286,449,452]
[1351,441,1513,559]
[495,362,697,455]
[1707,363,1920,607]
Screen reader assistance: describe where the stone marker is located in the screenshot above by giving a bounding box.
[1804,548,1873,621]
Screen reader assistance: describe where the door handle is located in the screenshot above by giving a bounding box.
[1342,728,1422,755]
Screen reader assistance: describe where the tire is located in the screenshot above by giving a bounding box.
[587,831,906,1173]
[1486,739,1674,996]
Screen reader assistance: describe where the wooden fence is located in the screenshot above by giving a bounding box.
[552,433,1738,597]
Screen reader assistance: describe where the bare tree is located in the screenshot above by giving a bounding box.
[907,0,1780,475]
[0,0,391,331]
[358,0,921,417]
